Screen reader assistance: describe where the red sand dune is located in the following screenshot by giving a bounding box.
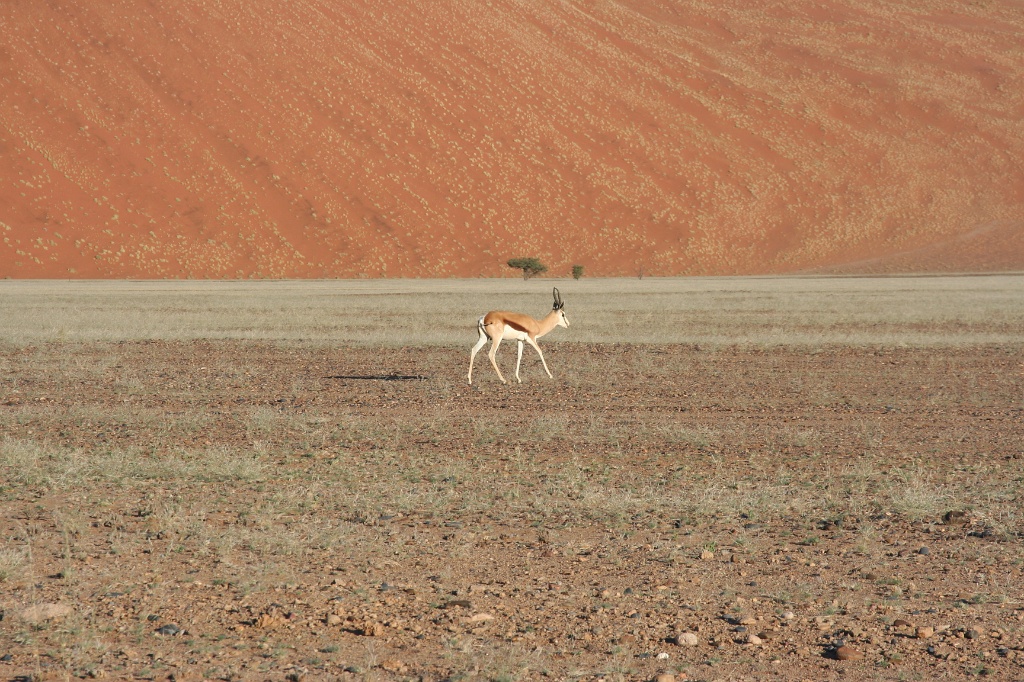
[1,0,1021,279]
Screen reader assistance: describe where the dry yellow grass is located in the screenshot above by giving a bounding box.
[1,275,1021,347]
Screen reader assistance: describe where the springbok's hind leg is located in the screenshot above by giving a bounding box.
[514,340,524,383]
[487,338,507,384]
[468,329,488,384]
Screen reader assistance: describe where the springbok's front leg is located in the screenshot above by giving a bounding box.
[514,340,525,383]
[526,336,554,378]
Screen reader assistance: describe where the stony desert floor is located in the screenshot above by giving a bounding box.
[1,340,1022,681]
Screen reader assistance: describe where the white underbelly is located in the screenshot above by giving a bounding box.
[500,327,529,341]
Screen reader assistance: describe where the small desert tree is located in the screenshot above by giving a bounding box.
[507,257,548,280]
[571,264,584,280]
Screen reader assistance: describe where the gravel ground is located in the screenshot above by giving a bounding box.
[1,341,1022,681]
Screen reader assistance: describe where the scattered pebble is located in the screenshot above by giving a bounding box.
[835,645,864,661]
[155,624,181,636]
[379,659,406,673]
[360,621,386,637]
[673,632,699,646]
[916,626,934,639]
[943,510,968,525]
[20,603,72,623]
[255,612,287,629]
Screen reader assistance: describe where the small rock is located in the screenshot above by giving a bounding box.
[966,628,983,640]
[835,645,864,661]
[892,619,913,628]
[942,510,968,525]
[155,624,181,636]
[916,626,934,639]
[20,603,71,623]
[781,611,796,621]
[653,674,675,682]
[673,632,699,646]
[618,634,637,645]
[326,614,342,626]
[656,652,670,660]
[746,634,763,646]
[700,550,714,560]
[467,613,495,623]
[918,546,930,555]
[360,621,386,637]
[378,659,405,673]
[254,612,286,629]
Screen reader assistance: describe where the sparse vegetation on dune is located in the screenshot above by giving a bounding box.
[1,1,1023,279]
[0,277,1022,679]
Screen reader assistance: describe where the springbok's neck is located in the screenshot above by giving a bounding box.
[536,309,560,338]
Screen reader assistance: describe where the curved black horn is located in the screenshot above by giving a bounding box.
[552,287,563,309]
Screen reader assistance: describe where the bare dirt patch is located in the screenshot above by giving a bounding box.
[1,341,1022,681]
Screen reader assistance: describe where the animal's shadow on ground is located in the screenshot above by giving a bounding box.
[325,374,429,381]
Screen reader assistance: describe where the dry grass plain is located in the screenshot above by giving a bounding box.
[1,276,1023,682]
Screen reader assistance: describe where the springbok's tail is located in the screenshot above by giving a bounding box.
[477,315,487,335]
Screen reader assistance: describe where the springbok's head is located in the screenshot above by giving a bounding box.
[552,288,569,328]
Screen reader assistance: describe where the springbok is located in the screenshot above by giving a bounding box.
[468,287,569,385]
